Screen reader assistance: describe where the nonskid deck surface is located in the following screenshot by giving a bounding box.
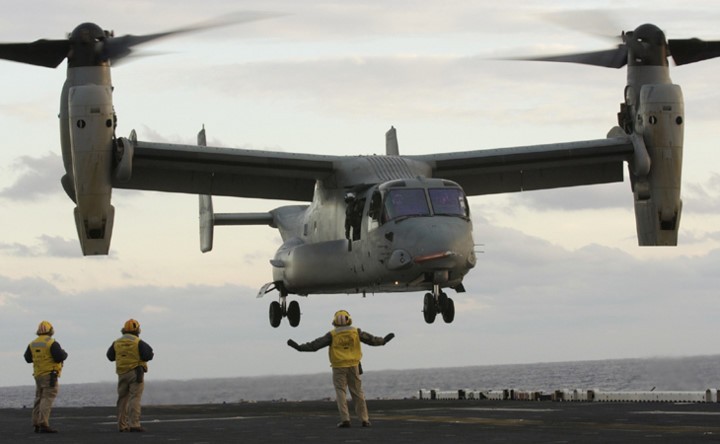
[3,399,720,443]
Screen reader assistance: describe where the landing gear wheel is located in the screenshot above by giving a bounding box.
[423,293,437,324]
[437,292,448,311]
[269,301,282,328]
[441,298,455,324]
[287,300,301,327]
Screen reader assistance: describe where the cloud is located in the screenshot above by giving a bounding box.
[0,242,35,257]
[683,173,720,214]
[0,153,64,201]
[0,235,82,258]
[182,54,618,128]
[141,305,170,314]
[39,235,84,258]
[506,182,629,212]
[497,174,720,215]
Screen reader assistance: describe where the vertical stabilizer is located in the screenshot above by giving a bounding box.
[386,126,399,155]
[198,124,206,146]
[199,195,214,253]
[197,125,213,252]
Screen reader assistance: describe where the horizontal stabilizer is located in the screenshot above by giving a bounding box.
[214,213,274,226]
[199,194,274,253]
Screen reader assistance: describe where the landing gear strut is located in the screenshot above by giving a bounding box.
[269,293,301,328]
[423,284,455,324]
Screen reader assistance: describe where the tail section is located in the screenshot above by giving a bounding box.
[196,126,274,253]
[386,126,399,156]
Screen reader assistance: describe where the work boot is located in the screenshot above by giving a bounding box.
[33,425,39,433]
[337,421,351,428]
[362,421,371,427]
[38,425,58,433]
[129,426,146,432]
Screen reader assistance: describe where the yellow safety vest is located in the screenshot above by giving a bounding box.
[29,336,62,377]
[113,334,147,375]
[329,326,362,368]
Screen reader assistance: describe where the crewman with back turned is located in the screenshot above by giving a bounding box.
[24,320,68,434]
[287,310,394,428]
[107,319,154,432]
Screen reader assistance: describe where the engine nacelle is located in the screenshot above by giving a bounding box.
[632,83,684,246]
[68,84,115,255]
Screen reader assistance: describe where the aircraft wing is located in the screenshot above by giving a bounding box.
[113,139,338,201]
[410,136,635,196]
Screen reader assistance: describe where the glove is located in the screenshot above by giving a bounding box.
[383,333,395,343]
[287,339,300,350]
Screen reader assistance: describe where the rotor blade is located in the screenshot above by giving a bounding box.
[108,50,176,67]
[104,11,285,63]
[514,46,628,69]
[669,38,720,65]
[0,39,70,68]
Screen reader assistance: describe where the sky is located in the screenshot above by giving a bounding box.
[1,0,720,388]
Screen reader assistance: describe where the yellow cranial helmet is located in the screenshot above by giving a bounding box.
[332,310,352,326]
[122,319,141,334]
[36,320,54,335]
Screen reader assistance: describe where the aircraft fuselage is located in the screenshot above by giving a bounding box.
[270,176,476,296]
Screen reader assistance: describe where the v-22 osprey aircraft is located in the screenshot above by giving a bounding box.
[2,19,718,327]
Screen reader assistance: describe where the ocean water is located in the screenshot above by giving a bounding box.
[2,355,719,408]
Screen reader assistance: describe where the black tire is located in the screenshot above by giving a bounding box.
[269,301,282,328]
[441,298,455,324]
[423,293,437,324]
[287,300,301,327]
[438,291,448,311]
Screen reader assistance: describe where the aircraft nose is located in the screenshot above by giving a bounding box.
[386,218,474,271]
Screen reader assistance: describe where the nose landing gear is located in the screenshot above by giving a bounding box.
[423,284,455,324]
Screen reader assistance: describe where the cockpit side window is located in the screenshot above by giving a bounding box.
[429,188,468,217]
[383,189,430,221]
[369,191,382,220]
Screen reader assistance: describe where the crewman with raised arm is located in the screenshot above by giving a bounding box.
[287,310,394,428]
[24,320,68,434]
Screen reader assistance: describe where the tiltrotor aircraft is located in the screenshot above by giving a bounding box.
[1,19,718,327]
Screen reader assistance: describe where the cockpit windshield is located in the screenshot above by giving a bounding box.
[429,188,468,217]
[383,189,430,221]
[369,183,470,228]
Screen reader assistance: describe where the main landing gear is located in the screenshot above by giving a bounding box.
[269,294,301,328]
[423,284,455,324]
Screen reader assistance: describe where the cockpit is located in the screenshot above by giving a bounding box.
[343,178,470,242]
[368,178,469,228]
[380,186,469,221]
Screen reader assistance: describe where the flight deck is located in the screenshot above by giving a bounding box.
[3,399,720,443]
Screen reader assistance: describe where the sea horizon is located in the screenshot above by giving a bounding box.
[3,354,718,408]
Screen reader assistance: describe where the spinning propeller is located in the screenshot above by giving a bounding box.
[519,23,720,68]
[0,11,281,69]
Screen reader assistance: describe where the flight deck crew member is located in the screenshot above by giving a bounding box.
[287,310,394,428]
[344,192,357,241]
[24,320,68,434]
[107,319,154,433]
